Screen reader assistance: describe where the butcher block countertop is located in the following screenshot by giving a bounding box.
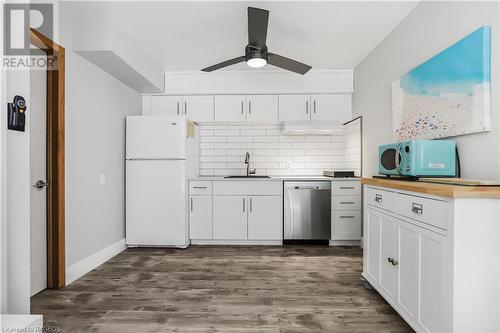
[362,177,500,199]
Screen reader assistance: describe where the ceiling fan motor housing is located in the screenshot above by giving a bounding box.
[245,45,268,62]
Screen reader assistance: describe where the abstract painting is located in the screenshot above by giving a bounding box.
[392,26,491,141]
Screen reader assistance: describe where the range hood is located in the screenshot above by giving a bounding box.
[281,121,343,135]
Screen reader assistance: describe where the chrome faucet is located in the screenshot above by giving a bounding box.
[245,152,256,176]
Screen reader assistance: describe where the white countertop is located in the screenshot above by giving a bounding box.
[189,176,360,181]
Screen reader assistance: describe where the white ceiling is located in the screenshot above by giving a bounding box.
[62,1,417,72]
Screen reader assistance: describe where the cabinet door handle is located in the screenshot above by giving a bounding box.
[387,257,399,266]
[375,194,382,203]
[184,101,187,115]
[412,202,423,215]
[313,100,316,114]
[177,102,180,115]
[248,101,252,114]
[339,215,355,219]
[306,100,309,114]
[340,201,355,204]
[243,198,245,212]
[192,186,207,189]
[241,101,244,114]
[190,197,193,212]
[340,186,355,190]
[250,198,252,212]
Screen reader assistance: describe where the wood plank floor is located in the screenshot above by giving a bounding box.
[31,246,413,332]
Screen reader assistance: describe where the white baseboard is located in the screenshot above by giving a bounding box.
[191,240,282,246]
[66,239,126,285]
[329,240,362,247]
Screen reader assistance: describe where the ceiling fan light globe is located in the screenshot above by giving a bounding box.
[247,57,267,68]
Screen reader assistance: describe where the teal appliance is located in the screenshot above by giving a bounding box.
[379,140,457,178]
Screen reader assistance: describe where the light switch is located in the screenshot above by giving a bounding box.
[99,174,106,185]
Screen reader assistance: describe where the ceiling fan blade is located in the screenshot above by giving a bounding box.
[267,53,312,75]
[248,7,269,48]
[201,56,246,72]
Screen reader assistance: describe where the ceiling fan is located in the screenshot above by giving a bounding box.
[201,7,312,75]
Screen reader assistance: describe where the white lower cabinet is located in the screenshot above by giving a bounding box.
[189,196,212,239]
[247,196,282,240]
[379,213,397,300]
[212,196,247,239]
[364,204,446,332]
[331,180,361,241]
[190,180,283,242]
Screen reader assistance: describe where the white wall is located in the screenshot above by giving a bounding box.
[343,118,362,177]
[353,1,500,179]
[6,71,31,314]
[59,6,142,270]
[0,1,32,316]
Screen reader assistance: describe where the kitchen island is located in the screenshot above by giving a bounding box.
[361,177,500,333]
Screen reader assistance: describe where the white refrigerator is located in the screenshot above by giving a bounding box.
[126,115,192,248]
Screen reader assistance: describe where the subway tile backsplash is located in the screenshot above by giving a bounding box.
[198,121,361,177]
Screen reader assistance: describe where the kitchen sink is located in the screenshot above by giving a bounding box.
[224,175,271,178]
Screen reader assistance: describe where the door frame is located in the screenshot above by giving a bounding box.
[30,28,65,289]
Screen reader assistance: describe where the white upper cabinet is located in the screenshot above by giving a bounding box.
[214,95,247,122]
[183,95,214,122]
[246,95,279,123]
[150,95,214,121]
[151,95,183,116]
[147,93,351,123]
[311,94,352,122]
[278,95,311,121]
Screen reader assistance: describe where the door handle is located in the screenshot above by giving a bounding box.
[388,257,399,266]
[243,198,245,212]
[33,180,48,189]
[177,102,180,115]
[249,198,252,212]
[184,101,187,115]
[241,101,244,115]
[190,197,193,212]
[313,100,316,114]
[248,101,252,114]
[306,100,309,114]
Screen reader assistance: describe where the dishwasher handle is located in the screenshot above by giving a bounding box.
[294,186,320,190]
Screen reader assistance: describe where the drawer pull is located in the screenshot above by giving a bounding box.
[412,202,423,215]
[374,194,382,203]
[192,186,208,189]
[339,215,355,219]
[340,186,355,189]
[340,201,355,204]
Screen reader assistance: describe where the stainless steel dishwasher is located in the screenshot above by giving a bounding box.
[284,181,331,240]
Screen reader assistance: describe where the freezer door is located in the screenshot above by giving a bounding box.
[126,115,186,159]
[126,160,188,247]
